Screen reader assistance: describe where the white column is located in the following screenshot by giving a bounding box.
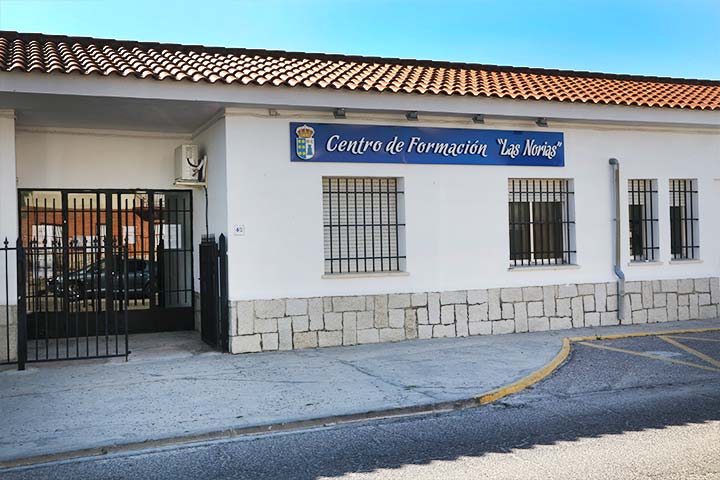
[0,110,16,242]
[0,110,17,361]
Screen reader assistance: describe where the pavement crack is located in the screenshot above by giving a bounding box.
[336,360,442,401]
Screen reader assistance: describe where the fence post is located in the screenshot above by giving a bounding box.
[157,241,165,309]
[124,242,130,360]
[218,234,229,353]
[2,238,9,365]
[16,238,27,371]
[199,235,217,348]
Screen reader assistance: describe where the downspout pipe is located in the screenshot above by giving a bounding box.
[609,158,625,322]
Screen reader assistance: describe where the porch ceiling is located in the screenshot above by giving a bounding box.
[0,92,223,133]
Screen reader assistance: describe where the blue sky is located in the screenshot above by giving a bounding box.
[1,0,718,79]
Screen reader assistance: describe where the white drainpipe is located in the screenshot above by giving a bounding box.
[609,158,625,322]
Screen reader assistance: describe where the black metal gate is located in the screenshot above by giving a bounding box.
[1,234,128,368]
[16,189,194,364]
[199,234,228,351]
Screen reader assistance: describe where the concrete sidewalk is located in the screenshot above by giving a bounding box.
[1,318,718,463]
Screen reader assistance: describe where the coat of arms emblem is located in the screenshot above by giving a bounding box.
[295,124,315,160]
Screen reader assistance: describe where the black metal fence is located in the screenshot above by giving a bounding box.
[23,235,129,364]
[199,234,228,352]
[1,235,131,370]
[19,189,195,334]
[3,193,219,368]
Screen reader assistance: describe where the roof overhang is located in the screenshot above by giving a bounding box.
[0,72,718,133]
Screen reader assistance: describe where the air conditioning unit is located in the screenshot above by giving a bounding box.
[174,144,207,186]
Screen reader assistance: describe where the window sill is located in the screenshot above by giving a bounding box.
[627,261,663,267]
[322,271,410,279]
[669,259,703,265]
[508,264,581,272]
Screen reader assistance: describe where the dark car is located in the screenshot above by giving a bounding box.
[47,257,156,299]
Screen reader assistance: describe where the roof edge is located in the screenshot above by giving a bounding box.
[2,30,719,87]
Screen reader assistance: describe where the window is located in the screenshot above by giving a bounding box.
[155,224,182,249]
[322,177,405,274]
[628,179,659,262]
[669,179,699,260]
[31,224,61,278]
[122,226,136,245]
[508,179,575,266]
[31,224,62,246]
[99,224,108,247]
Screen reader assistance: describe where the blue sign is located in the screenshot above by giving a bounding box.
[290,122,564,166]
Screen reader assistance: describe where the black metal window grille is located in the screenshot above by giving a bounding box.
[508,178,575,266]
[323,177,406,274]
[669,179,699,260]
[628,179,659,262]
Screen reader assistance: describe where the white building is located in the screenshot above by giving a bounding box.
[0,31,718,363]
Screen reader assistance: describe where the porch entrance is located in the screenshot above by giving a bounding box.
[18,189,194,362]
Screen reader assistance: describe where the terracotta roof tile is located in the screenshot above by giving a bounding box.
[1,31,719,111]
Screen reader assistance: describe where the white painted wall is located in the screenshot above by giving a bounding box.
[15,127,209,294]
[223,113,720,301]
[191,117,228,292]
[16,128,189,189]
[617,130,720,280]
[10,107,720,305]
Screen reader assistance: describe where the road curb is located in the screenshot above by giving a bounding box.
[0,398,480,471]
[3,326,719,471]
[567,326,720,343]
[476,326,720,405]
[477,337,572,405]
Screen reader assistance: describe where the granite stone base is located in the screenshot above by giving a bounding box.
[228,277,720,354]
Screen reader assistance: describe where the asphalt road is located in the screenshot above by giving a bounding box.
[4,331,720,480]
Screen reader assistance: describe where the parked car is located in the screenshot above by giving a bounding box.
[47,257,156,299]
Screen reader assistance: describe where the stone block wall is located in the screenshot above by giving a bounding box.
[228,277,720,354]
[625,278,720,324]
[0,305,17,363]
